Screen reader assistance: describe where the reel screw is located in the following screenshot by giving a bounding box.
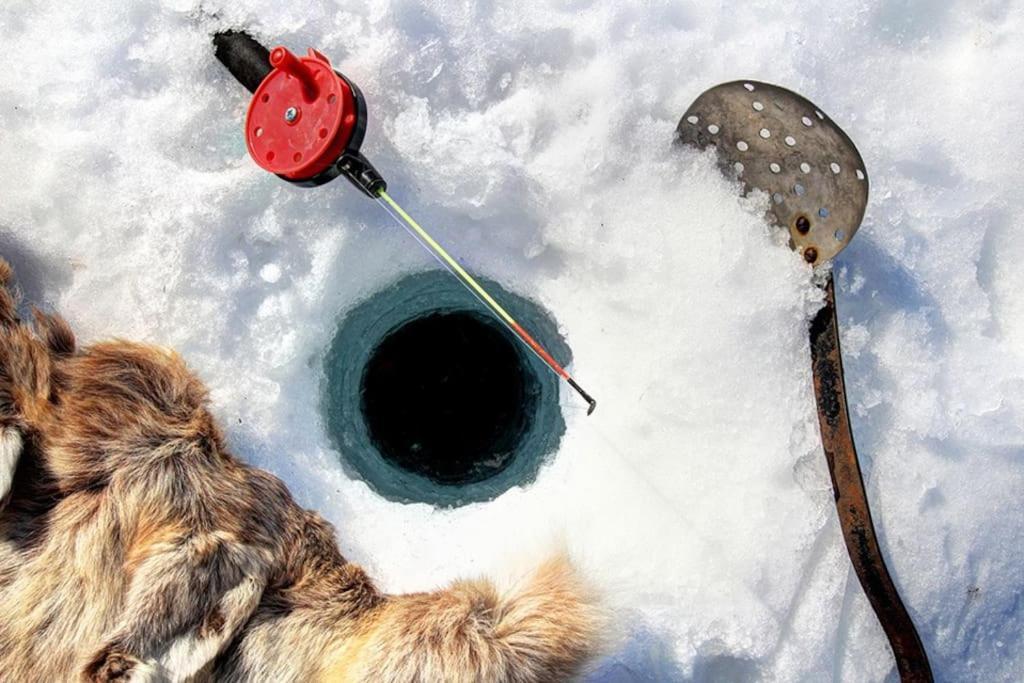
[284,106,299,123]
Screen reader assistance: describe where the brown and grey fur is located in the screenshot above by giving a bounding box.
[0,259,599,682]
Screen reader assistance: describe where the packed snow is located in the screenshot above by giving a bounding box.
[2,1,1023,680]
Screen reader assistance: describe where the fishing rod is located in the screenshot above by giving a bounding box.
[214,32,596,415]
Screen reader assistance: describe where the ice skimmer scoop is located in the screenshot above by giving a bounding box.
[677,81,932,682]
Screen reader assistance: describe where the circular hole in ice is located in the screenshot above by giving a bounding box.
[856,169,865,180]
[760,128,771,139]
[770,162,781,173]
[323,271,566,507]
[708,124,720,134]
[785,136,796,146]
[687,115,699,125]
[753,101,764,111]
[737,140,749,151]
[830,162,841,174]
[800,162,811,173]
[744,83,755,91]
[802,116,813,127]
[819,207,830,218]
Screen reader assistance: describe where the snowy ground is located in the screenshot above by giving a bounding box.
[2,1,1023,680]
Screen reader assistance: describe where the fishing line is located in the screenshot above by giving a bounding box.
[376,189,597,415]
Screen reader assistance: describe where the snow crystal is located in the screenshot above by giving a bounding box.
[1,1,1022,680]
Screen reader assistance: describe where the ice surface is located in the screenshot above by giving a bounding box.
[2,0,1023,680]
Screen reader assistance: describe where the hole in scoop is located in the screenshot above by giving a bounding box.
[794,183,806,195]
[319,128,329,139]
[760,128,771,139]
[802,116,813,127]
[785,136,796,146]
[835,229,846,241]
[819,207,830,218]
[734,162,745,175]
[328,93,337,104]
[800,162,811,174]
[753,101,764,111]
[737,141,749,151]
[744,83,755,91]
[708,124,720,134]
[261,93,270,103]
[687,115,699,125]
[266,151,275,161]
[254,127,263,138]
[293,152,303,163]
[830,162,841,174]
[770,162,781,174]
[856,169,865,180]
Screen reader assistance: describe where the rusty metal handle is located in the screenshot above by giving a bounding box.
[810,273,933,683]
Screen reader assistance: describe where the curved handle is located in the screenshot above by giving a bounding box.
[810,274,933,682]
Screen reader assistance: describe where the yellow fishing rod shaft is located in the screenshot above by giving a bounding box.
[376,190,596,415]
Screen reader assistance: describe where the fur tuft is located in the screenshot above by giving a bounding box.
[352,555,601,682]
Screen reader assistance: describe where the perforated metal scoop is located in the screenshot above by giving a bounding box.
[676,80,868,265]
[676,83,934,682]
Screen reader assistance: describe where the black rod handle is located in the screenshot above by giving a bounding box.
[213,31,271,94]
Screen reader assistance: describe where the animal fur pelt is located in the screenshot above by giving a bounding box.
[0,258,599,682]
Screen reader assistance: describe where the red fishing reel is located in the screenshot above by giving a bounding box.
[227,39,386,196]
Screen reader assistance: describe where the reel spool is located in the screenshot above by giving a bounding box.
[241,44,385,196]
[676,80,868,265]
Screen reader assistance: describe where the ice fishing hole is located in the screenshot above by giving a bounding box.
[322,271,568,508]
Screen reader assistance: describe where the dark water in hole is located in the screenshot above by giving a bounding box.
[361,312,535,485]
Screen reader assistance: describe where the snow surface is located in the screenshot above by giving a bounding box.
[2,1,1023,680]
